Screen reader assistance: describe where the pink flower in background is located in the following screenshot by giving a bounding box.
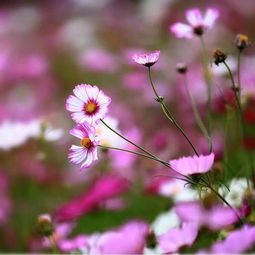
[68,122,99,169]
[58,235,88,252]
[79,48,118,73]
[169,153,215,175]
[209,225,255,253]
[170,8,219,38]
[158,222,199,253]
[85,221,149,254]
[55,175,130,222]
[175,202,238,230]
[132,50,160,67]
[66,84,111,124]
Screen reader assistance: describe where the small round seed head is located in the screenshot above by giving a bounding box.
[176,63,187,74]
[213,49,227,66]
[37,214,54,237]
[235,34,251,51]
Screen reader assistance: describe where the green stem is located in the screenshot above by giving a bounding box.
[223,61,244,138]
[201,179,243,224]
[99,145,169,165]
[183,74,212,153]
[100,119,156,159]
[148,67,199,156]
[99,121,194,181]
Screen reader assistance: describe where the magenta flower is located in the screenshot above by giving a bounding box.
[170,8,219,38]
[87,221,149,254]
[55,175,129,222]
[209,225,255,253]
[169,153,215,176]
[175,202,238,230]
[66,84,111,124]
[68,122,99,169]
[132,50,160,67]
[158,222,199,253]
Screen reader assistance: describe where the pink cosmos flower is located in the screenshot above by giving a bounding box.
[158,222,199,253]
[169,153,215,176]
[209,225,255,253]
[66,84,111,124]
[68,122,99,169]
[85,221,149,254]
[175,202,238,230]
[170,8,219,38]
[55,175,129,222]
[132,50,160,67]
[58,235,88,252]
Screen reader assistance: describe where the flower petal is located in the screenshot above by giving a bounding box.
[66,95,84,112]
[203,8,219,28]
[186,8,203,26]
[170,23,193,38]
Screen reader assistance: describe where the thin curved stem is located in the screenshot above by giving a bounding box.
[99,145,169,165]
[148,67,199,156]
[200,178,243,224]
[183,74,212,153]
[100,119,156,159]
[223,61,244,138]
[99,120,194,181]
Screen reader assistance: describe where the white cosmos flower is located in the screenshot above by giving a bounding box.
[0,120,63,150]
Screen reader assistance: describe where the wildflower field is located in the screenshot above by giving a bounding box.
[1,0,255,253]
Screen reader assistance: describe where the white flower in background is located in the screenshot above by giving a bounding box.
[158,179,198,202]
[151,209,180,236]
[0,120,63,150]
[96,116,125,148]
[220,178,252,207]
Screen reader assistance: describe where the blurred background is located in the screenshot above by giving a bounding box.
[1,0,255,252]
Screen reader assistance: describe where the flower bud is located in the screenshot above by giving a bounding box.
[37,214,54,237]
[176,63,187,74]
[213,49,227,66]
[235,34,251,51]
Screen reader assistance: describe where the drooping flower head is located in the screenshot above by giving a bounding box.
[170,8,219,38]
[169,153,215,176]
[68,122,99,169]
[132,50,160,67]
[66,84,111,124]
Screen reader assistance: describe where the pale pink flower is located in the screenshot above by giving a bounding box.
[209,225,255,253]
[158,222,199,253]
[68,123,99,169]
[58,235,88,252]
[170,8,219,38]
[85,221,149,254]
[132,50,160,67]
[169,153,215,175]
[66,84,111,124]
[175,202,238,230]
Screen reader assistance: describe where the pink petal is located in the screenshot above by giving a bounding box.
[186,8,203,26]
[73,84,91,101]
[203,8,219,28]
[68,145,87,164]
[170,23,193,38]
[66,95,84,112]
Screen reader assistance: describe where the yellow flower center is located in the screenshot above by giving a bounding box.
[84,102,98,114]
[238,34,248,41]
[80,138,92,149]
